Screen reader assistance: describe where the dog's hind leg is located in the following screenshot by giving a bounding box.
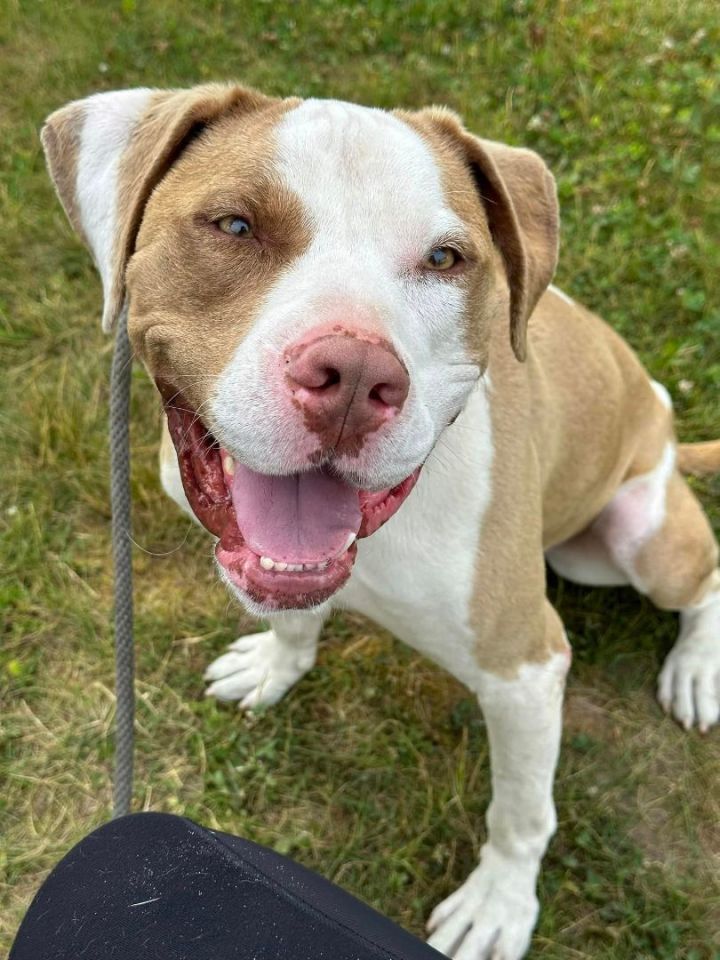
[588,444,720,731]
[633,472,720,732]
[546,526,630,587]
[204,611,325,709]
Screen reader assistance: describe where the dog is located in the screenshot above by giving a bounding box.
[41,84,720,959]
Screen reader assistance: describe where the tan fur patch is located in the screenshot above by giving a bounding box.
[399,108,559,363]
[678,439,720,476]
[111,85,297,334]
[40,103,87,244]
[468,325,551,675]
[530,291,674,546]
[126,97,310,418]
[634,473,719,610]
[468,287,681,675]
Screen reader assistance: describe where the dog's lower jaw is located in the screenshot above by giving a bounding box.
[216,553,347,618]
[163,391,424,611]
[212,466,422,612]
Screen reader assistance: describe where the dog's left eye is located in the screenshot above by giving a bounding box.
[216,215,254,238]
[423,247,460,271]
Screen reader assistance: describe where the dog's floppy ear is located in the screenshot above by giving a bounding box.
[41,84,274,332]
[415,109,559,361]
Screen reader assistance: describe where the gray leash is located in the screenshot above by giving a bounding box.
[109,307,135,818]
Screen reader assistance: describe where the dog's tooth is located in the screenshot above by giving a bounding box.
[341,532,356,552]
[223,455,235,476]
[260,556,331,574]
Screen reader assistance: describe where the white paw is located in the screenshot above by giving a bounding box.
[658,624,720,733]
[427,847,539,960]
[658,591,720,733]
[204,630,315,709]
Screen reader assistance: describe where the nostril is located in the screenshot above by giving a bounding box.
[319,366,341,390]
[285,332,409,422]
[287,359,342,393]
[302,366,341,393]
[368,384,389,407]
[370,381,407,410]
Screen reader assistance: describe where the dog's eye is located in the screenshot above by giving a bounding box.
[423,247,459,271]
[216,215,254,238]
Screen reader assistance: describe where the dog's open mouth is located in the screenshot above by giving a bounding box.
[165,400,420,610]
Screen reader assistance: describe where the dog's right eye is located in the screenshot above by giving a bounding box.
[215,215,254,238]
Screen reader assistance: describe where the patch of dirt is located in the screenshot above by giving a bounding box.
[563,686,618,741]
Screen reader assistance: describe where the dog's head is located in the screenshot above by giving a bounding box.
[42,84,558,613]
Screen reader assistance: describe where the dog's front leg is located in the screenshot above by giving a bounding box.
[204,611,325,709]
[428,603,569,960]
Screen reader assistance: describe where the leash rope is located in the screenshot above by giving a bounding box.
[109,306,135,818]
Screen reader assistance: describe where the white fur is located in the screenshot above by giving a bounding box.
[658,574,720,731]
[546,442,676,592]
[205,613,323,709]
[592,441,675,593]
[425,653,568,959]
[74,89,154,330]
[650,378,673,410]
[427,845,539,960]
[210,100,481,492]
[547,283,575,308]
[546,529,630,587]
[338,377,493,686]
[160,454,195,520]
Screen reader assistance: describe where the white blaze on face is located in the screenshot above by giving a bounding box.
[211,99,481,487]
[276,99,460,275]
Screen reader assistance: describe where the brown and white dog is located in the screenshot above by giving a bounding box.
[42,84,720,959]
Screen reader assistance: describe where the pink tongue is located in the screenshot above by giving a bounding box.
[231,463,362,563]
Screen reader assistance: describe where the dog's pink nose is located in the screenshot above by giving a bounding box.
[285,333,409,453]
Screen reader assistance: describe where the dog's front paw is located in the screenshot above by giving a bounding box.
[204,630,315,709]
[427,846,539,960]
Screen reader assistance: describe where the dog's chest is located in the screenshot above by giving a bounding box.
[338,383,494,681]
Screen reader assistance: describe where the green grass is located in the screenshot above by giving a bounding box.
[1,0,719,956]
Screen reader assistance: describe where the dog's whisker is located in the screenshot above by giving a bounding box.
[127,523,195,557]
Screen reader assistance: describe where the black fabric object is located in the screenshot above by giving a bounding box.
[11,812,443,960]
